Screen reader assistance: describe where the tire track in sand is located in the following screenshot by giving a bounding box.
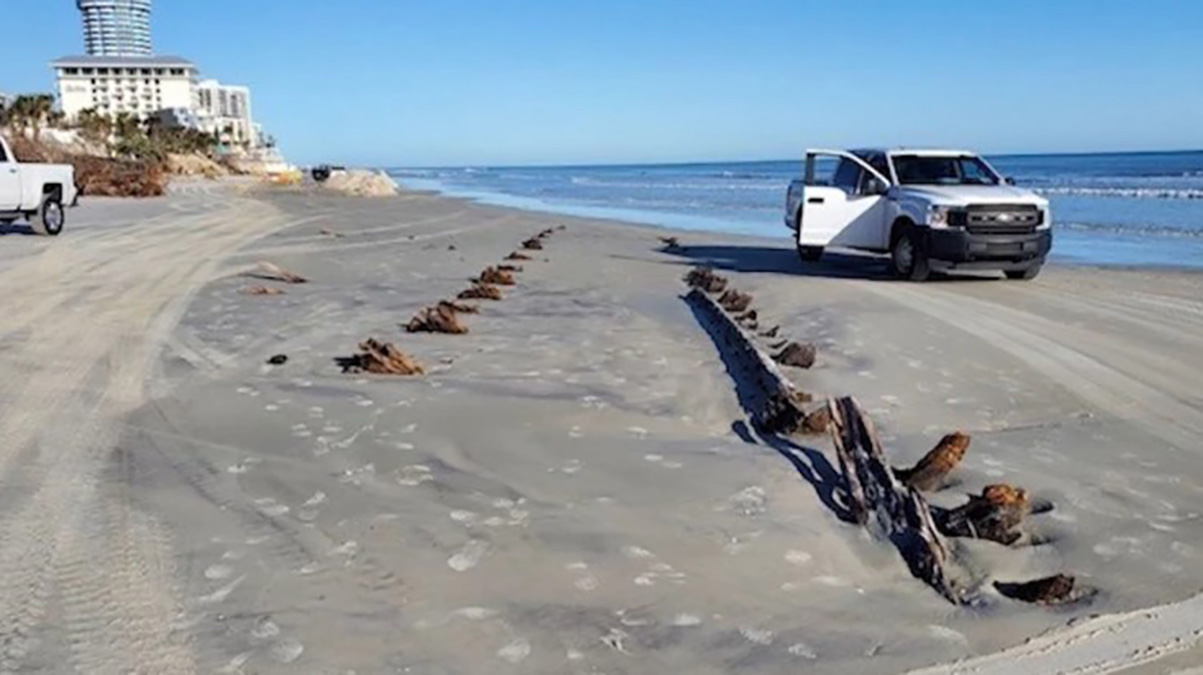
[0,189,327,673]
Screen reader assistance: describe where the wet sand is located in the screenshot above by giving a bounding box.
[1,180,1201,673]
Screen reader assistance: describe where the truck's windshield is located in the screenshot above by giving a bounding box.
[892,155,1000,186]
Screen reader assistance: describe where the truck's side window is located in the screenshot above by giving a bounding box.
[807,155,839,186]
[866,154,891,183]
[832,159,863,195]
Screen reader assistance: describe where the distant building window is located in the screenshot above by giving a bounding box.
[169,68,184,76]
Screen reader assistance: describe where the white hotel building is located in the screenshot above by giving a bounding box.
[53,54,197,121]
[52,57,261,148]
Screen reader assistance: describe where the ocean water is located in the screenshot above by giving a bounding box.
[388,151,1203,269]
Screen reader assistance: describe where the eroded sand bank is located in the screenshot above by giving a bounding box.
[1,181,1201,673]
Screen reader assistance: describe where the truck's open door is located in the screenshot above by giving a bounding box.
[0,140,20,211]
[798,150,891,251]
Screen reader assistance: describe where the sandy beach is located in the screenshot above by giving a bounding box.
[1,180,1201,674]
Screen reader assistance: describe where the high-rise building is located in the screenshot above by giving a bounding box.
[195,79,256,146]
[77,0,153,57]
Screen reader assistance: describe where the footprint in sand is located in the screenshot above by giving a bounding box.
[397,465,434,486]
[644,454,663,463]
[452,607,499,620]
[788,642,818,659]
[251,617,281,640]
[812,575,850,587]
[574,576,599,591]
[785,550,812,566]
[497,638,531,664]
[448,540,489,572]
[450,510,479,525]
[205,564,234,580]
[621,545,655,560]
[929,625,969,646]
[253,498,289,517]
[270,638,304,664]
[672,613,702,627]
[740,627,774,645]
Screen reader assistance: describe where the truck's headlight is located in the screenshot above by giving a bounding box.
[928,205,950,227]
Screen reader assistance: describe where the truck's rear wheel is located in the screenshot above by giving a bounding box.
[891,229,931,281]
[30,195,64,236]
[1005,264,1042,281]
[796,244,823,262]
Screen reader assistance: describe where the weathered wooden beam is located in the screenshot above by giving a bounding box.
[895,431,970,492]
[936,484,1030,546]
[827,396,964,603]
[685,288,810,434]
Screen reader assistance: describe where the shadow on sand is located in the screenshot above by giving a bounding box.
[0,222,38,237]
[656,243,1003,283]
[684,295,853,522]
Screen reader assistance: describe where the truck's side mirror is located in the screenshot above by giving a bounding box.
[864,178,888,195]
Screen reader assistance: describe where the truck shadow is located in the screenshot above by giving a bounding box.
[659,243,1000,282]
[0,223,38,237]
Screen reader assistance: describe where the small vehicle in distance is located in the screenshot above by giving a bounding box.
[0,135,78,236]
[785,148,1051,280]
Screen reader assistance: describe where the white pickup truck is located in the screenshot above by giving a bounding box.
[785,148,1051,280]
[0,135,78,236]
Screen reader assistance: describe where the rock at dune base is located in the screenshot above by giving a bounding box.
[497,264,523,272]
[321,170,398,197]
[477,267,516,286]
[774,342,816,369]
[340,339,424,375]
[267,354,288,365]
[995,574,1076,604]
[506,252,532,261]
[458,283,503,301]
[406,305,468,334]
[522,238,544,250]
[896,432,971,492]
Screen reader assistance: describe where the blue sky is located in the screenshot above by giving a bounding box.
[3,0,1202,166]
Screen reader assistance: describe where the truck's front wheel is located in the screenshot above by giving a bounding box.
[31,195,64,236]
[891,229,931,281]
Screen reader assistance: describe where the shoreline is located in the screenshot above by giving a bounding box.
[391,175,1203,274]
[1,183,1201,672]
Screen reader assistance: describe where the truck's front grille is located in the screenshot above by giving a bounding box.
[951,204,1042,235]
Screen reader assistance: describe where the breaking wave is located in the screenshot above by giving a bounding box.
[1035,186,1203,200]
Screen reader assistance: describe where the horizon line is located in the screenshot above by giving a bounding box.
[384,146,1203,171]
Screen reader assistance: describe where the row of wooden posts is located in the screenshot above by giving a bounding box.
[338,226,566,375]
